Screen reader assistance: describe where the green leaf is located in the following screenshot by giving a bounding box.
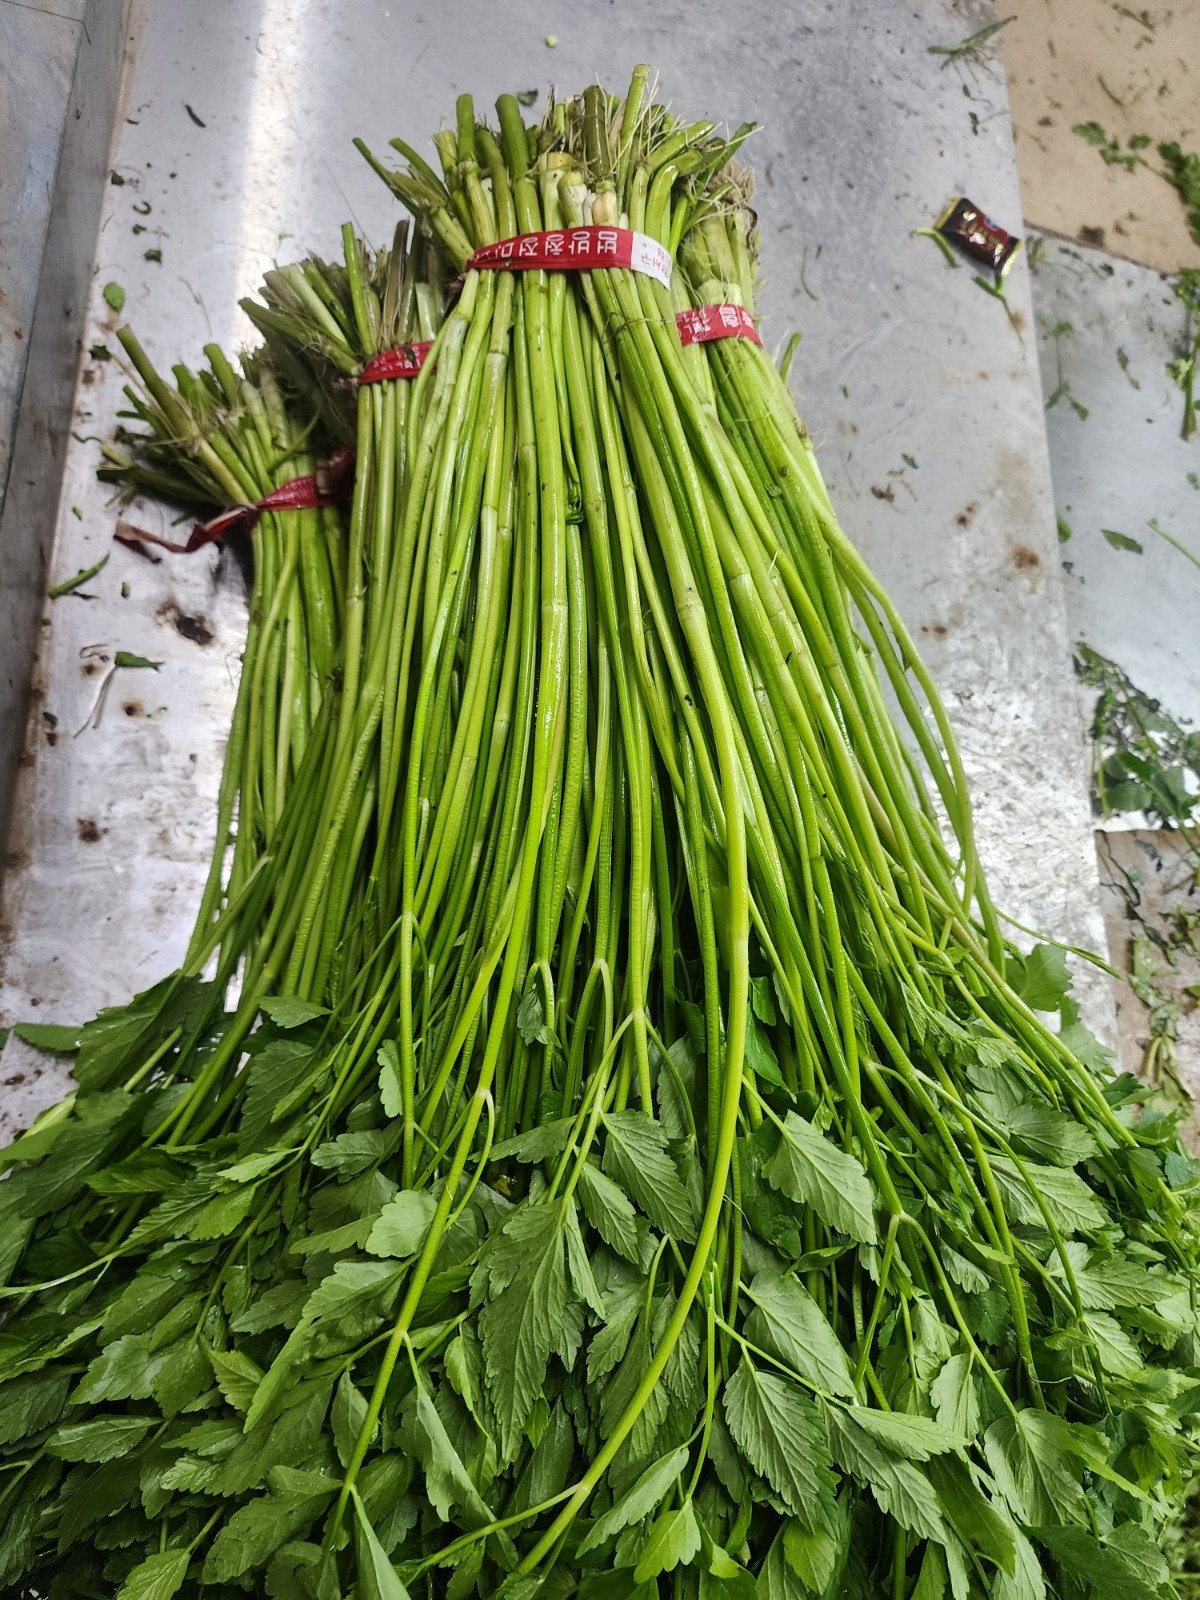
[991,1158,1109,1233]
[399,1385,513,1559]
[354,1491,411,1599]
[722,1356,833,1529]
[516,986,552,1046]
[202,1473,337,1584]
[993,1530,1048,1600]
[366,1190,436,1258]
[576,1160,640,1262]
[995,1103,1097,1166]
[260,996,329,1029]
[47,1414,155,1462]
[0,1371,71,1445]
[1014,944,1071,1011]
[492,1118,572,1165]
[311,1129,390,1178]
[927,1455,1016,1576]
[378,1040,403,1118]
[750,975,778,1025]
[245,1262,398,1430]
[984,1410,1098,1527]
[1075,1311,1142,1375]
[912,1543,948,1600]
[217,1149,292,1185]
[103,281,126,313]
[114,1549,190,1600]
[743,1272,857,1399]
[782,1519,842,1594]
[231,1278,309,1335]
[207,1345,264,1413]
[837,1406,962,1459]
[578,1444,689,1554]
[73,1333,164,1404]
[332,1371,370,1470]
[1102,529,1143,554]
[1052,1242,1183,1311]
[930,1354,979,1442]
[758,1525,807,1600]
[634,1499,701,1583]
[1058,1011,1114,1074]
[762,1112,878,1246]
[602,1109,697,1240]
[564,1199,605,1317]
[1104,1524,1168,1590]
[941,1245,990,1294]
[825,1407,947,1543]
[478,1202,572,1460]
[1031,1526,1159,1600]
[113,651,161,669]
[11,1022,82,1052]
[746,1011,786,1089]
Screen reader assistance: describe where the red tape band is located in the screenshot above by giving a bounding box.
[358,342,434,384]
[675,304,761,348]
[115,444,355,556]
[466,226,673,288]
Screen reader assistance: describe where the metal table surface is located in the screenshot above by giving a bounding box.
[1032,239,1200,730]
[0,0,1106,1133]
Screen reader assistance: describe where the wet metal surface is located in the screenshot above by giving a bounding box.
[1032,239,1200,729]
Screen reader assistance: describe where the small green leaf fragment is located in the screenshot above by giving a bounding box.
[113,1548,191,1600]
[259,995,329,1029]
[578,1445,689,1554]
[1013,942,1071,1011]
[114,651,161,669]
[723,1355,833,1528]
[634,1500,701,1583]
[12,1022,83,1052]
[1102,528,1143,553]
[365,1191,436,1259]
[763,1111,878,1245]
[377,1039,403,1118]
[103,282,125,313]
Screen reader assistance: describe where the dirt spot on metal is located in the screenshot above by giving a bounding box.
[45,730,58,747]
[122,700,144,718]
[870,484,896,503]
[1012,544,1041,572]
[157,600,214,646]
[955,502,978,529]
[76,818,105,843]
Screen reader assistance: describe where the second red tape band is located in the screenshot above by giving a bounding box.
[356,304,759,388]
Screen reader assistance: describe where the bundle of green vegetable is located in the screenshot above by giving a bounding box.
[1,70,1198,1600]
